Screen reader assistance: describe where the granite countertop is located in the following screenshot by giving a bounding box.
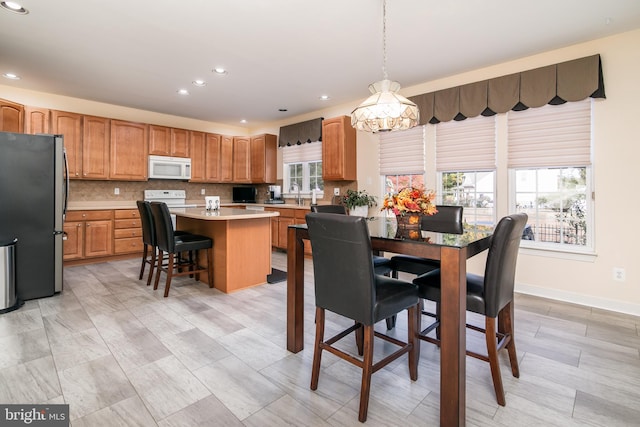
[67,201,315,211]
[170,207,279,220]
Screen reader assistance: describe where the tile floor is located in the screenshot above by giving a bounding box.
[1,251,639,426]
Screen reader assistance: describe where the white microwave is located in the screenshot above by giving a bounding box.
[148,155,191,180]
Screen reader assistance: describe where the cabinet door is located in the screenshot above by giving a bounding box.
[149,125,171,155]
[189,130,206,182]
[84,220,113,258]
[204,133,221,182]
[233,136,251,182]
[0,99,23,133]
[82,115,110,179]
[63,222,83,260]
[110,120,148,180]
[24,106,50,134]
[250,134,277,183]
[220,135,233,182]
[277,217,295,250]
[51,110,83,179]
[322,116,356,181]
[171,128,190,157]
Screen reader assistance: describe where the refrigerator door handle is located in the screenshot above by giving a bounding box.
[63,147,69,219]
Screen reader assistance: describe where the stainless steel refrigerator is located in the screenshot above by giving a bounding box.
[0,131,66,300]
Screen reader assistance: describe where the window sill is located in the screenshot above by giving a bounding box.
[519,244,597,262]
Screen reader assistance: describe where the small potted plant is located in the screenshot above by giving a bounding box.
[342,189,377,217]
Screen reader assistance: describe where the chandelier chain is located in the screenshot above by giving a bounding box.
[382,0,388,80]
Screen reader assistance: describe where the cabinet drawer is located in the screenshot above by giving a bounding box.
[114,218,142,229]
[278,208,295,218]
[114,228,142,239]
[114,209,140,219]
[295,209,310,220]
[114,237,144,254]
[65,210,113,221]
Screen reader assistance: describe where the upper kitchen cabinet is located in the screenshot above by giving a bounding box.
[219,135,233,182]
[51,110,82,179]
[322,115,356,181]
[203,133,222,182]
[82,115,110,179]
[110,120,148,181]
[148,125,171,156]
[24,106,50,134]
[189,130,206,182]
[232,136,251,183]
[250,134,277,183]
[171,128,190,158]
[0,98,24,133]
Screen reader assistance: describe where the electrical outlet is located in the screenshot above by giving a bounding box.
[334,188,340,196]
[613,267,626,282]
[201,188,206,195]
[114,187,120,195]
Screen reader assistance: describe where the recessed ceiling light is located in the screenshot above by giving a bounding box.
[177,89,189,95]
[2,72,20,80]
[278,108,288,112]
[320,95,330,101]
[192,80,206,87]
[212,67,228,75]
[1,1,29,14]
[240,119,247,124]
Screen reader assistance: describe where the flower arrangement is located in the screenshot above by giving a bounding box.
[381,186,437,216]
[342,189,377,210]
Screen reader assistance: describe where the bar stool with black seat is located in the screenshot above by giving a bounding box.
[149,201,214,297]
[306,212,420,423]
[136,200,188,287]
[412,213,528,406]
[309,204,393,276]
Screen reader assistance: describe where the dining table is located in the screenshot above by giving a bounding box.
[286,216,493,427]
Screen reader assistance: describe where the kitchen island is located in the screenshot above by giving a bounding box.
[171,207,279,293]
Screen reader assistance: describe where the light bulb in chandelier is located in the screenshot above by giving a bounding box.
[351,79,420,133]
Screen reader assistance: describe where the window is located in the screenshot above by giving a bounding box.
[508,100,592,250]
[282,143,323,195]
[436,115,497,226]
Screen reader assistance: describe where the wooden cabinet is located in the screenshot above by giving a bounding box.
[322,115,357,181]
[295,209,312,255]
[113,209,143,254]
[63,210,113,260]
[51,110,83,179]
[232,136,251,183]
[171,128,190,158]
[189,130,206,182]
[266,207,311,254]
[250,134,277,183]
[82,115,110,179]
[203,133,221,182]
[276,209,295,250]
[220,135,233,182]
[148,125,171,156]
[0,99,23,133]
[110,120,148,180]
[24,106,50,134]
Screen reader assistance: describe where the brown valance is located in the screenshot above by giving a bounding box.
[278,117,323,147]
[409,54,605,125]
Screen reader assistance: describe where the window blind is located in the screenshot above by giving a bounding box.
[508,99,591,168]
[379,125,425,175]
[282,141,322,164]
[435,115,496,171]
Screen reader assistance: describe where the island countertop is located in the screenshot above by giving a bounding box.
[170,207,279,220]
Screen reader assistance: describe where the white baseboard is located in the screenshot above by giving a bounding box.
[515,283,640,317]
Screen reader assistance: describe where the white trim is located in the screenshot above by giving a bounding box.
[515,282,640,317]
[519,246,597,262]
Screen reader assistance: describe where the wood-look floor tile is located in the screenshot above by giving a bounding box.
[0,327,51,369]
[48,328,111,372]
[573,389,640,427]
[71,395,158,427]
[91,309,148,341]
[243,394,332,427]
[0,355,61,403]
[38,291,83,316]
[43,308,95,339]
[0,308,44,337]
[216,328,289,371]
[104,329,172,373]
[157,395,243,427]
[159,328,230,371]
[183,308,244,339]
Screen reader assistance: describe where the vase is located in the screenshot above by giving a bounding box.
[395,212,422,229]
[349,205,369,217]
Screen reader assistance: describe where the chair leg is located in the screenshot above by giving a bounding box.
[206,248,214,288]
[359,324,375,423]
[194,249,201,282]
[408,304,419,381]
[355,322,364,356]
[146,246,157,287]
[139,244,148,280]
[385,314,397,330]
[153,250,164,290]
[164,253,175,297]
[310,307,325,391]
[435,302,442,341]
[485,316,506,406]
[499,301,520,378]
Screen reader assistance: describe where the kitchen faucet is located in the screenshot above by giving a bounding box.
[292,183,303,206]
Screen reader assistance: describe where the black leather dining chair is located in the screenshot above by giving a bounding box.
[309,204,393,276]
[412,213,528,406]
[149,202,214,297]
[305,212,420,423]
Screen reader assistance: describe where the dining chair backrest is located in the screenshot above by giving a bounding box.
[421,205,464,234]
[137,200,155,247]
[306,212,377,325]
[310,204,348,215]
[149,202,176,253]
[482,213,528,317]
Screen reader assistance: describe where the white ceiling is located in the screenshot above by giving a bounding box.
[2,0,640,128]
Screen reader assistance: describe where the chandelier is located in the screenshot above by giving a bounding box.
[351,0,419,133]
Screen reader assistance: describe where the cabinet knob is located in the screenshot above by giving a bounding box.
[82,213,86,217]
[86,223,90,227]
[83,173,87,176]
[75,172,79,176]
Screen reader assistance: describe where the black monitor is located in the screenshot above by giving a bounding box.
[232,186,257,203]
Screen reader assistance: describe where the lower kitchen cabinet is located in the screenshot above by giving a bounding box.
[64,210,114,260]
[266,207,311,254]
[113,209,143,254]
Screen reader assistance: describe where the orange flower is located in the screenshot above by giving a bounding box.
[381,186,438,216]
